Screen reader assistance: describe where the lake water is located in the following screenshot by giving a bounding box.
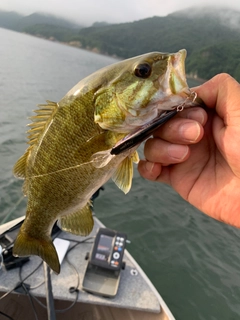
[1,27,240,320]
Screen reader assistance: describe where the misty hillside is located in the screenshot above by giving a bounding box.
[0,11,83,30]
[74,7,240,81]
[76,13,240,57]
[0,10,23,29]
[1,7,240,81]
[172,6,240,31]
[0,11,84,43]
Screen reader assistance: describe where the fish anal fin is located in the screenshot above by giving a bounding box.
[112,156,133,194]
[13,147,32,179]
[13,228,60,274]
[58,204,94,236]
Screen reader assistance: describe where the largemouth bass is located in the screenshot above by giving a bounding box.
[13,49,199,273]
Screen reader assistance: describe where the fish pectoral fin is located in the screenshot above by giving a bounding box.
[58,204,94,236]
[13,228,60,274]
[112,156,133,194]
[131,150,139,164]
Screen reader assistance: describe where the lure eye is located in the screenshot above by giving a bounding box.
[134,63,152,79]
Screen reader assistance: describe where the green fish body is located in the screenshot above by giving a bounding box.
[13,50,197,273]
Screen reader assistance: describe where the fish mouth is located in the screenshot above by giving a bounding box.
[111,109,178,155]
[111,88,199,156]
[169,49,190,96]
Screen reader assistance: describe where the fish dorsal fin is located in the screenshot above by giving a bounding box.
[112,155,133,194]
[27,100,58,147]
[58,204,94,236]
[12,101,58,179]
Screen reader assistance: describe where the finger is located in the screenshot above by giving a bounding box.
[138,160,162,181]
[144,138,190,163]
[153,118,204,144]
[194,73,240,126]
[178,106,207,125]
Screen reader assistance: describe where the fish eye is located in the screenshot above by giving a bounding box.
[134,63,152,79]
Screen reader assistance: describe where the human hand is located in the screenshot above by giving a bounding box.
[138,74,240,228]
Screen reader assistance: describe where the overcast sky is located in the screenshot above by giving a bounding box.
[1,0,240,26]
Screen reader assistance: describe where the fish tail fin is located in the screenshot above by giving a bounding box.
[13,229,60,274]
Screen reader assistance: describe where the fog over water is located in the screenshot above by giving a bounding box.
[1,0,240,25]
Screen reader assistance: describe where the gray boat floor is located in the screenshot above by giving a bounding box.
[0,216,174,319]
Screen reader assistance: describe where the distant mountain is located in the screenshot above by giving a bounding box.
[15,12,82,30]
[23,23,79,42]
[0,10,23,29]
[0,11,83,31]
[1,7,240,81]
[74,7,240,81]
[91,21,110,27]
[76,14,240,57]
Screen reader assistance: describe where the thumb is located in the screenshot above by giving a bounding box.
[195,73,240,176]
[194,73,240,126]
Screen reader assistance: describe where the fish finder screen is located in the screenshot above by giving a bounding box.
[95,234,113,262]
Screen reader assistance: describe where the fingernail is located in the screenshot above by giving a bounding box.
[167,144,188,160]
[145,161,154,172]
[180,122,200,142]
[187,109,204,124]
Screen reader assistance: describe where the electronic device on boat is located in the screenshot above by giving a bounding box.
[82,227,127,297]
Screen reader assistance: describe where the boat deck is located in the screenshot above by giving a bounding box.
[0,216,175,319]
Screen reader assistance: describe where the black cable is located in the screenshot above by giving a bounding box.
[20,283,79,314]
[53,237,94,313]
[18,260,45,291]
[57,236,95,244]
[14,237,94,314]
[17,266,41,320]
[18,246,82,312]
[55,248,81,313]
[44,262,56,320]
[0,261,43,301]
[0,235,94,319]
[0,222,62,320]
[0,262,43,320]
[17,230,62,291]
[0,310,14,320]
[56,288,79,313]
[18,260,43,285]
[30,280,45,290]
[21,283,39,320]
[26,291,48,309]
[26,238,94,313]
